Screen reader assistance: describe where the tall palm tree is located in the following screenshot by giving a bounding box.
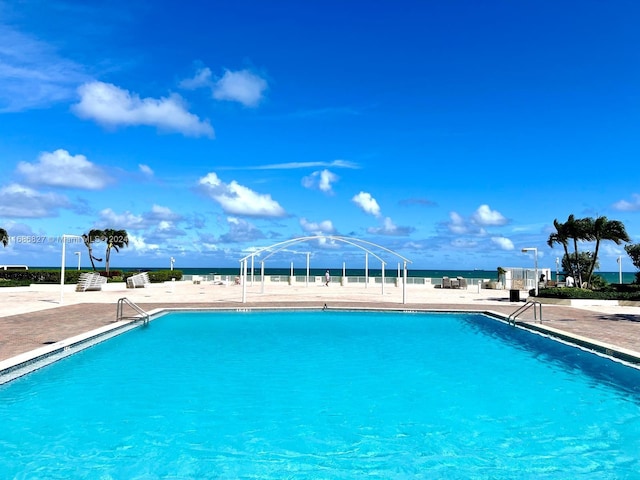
[102,229,129,275]
[585,216,630,287]
[564,214,592,286]
[547,218,570,268]
[82,229,104,271]
[0,228,8,247]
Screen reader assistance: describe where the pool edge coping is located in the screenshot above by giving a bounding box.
[2,306,640,384]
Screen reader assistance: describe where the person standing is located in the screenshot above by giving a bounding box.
[325,270,331,286]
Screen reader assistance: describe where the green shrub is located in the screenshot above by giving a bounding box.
[149,270,183,282]
[537,286,640,301]
[0,278,31,287]
[122,270,183,283]
[0,269,87,284]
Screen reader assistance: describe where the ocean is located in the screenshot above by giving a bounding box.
[46,267,635,284]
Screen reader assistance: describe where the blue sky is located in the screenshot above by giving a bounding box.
[1,0,639,272]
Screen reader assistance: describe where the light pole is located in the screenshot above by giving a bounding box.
[555,257,559,284]
[522,247,539,296]
[618,255,622,284]
[170,256,175,271]
[74,251,81,270]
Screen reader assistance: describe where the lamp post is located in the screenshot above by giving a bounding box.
[74,251,81,270]
[522,247,539,296]
[170,257,175,270]
[618,255,622,284]
[555,257,559,284]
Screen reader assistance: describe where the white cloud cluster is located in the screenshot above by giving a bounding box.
[448,204,508,234]
[219,217,265,243]
[17,149,111,189]
[198,172,286,218]
[352,191,381,217]
[472,204,508,226]
[212,69,267,107]
[302,169,338,193]
[367,217,414,236]
[0,183,69,217]
[613,194,640,212]
[181,67,268,108]
[72,81,214,138]
[491,237,515,250]
[300,218,335,234]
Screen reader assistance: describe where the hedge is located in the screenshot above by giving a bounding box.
[0,269,183,285]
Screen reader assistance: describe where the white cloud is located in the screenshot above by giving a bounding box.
[212,69,267,107]
[139,164,154,176]
[145,204,182,222]
[491,236,515,250]
[302,169,338,193]
[198,172,287,218]
[367,216,414,236]
[472,204,507,226]
[97,208,145,230]
[72,81,214,138]
[126,233,159,252]
[219,217,265,243]
[0,24,90,112]
[245,159,359,170]
[17,149,111,189]
[448,211,468,234]
[0,183,69,217]
[179,67,212,90]
[300,218,335,234]
[613,194,640,212]
[352,191,381,217]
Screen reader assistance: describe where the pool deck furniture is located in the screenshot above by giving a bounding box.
[75,273,107,292]
[127,272,150,288]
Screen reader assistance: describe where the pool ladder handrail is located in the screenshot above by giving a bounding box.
[508,300,542,326]
[116,297,149,324]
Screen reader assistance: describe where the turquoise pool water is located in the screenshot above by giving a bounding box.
[1,310,639,478]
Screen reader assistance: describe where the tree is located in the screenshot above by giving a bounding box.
[562,251,596,287]
[102,229,129,275]
[82,229,104,271]
[547,218,570,271]
[0,228,8,247]
[585,216,630,287]
[624,244,640,284]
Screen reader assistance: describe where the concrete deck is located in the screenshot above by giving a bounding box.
[2,280,640,372]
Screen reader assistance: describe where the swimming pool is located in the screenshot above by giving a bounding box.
[1,310,639,478]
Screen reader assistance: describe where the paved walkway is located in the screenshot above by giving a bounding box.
[2,281,640,367]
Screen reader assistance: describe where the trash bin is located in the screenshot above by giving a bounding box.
[509,289,520,302]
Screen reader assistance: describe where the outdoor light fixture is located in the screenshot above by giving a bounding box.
[521,247,539,296]
[74,251,81,270]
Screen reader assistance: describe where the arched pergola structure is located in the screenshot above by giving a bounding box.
[238,235,413,303]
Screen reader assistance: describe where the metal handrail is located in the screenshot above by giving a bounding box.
[508,300,542,326]
[116,297,149,324]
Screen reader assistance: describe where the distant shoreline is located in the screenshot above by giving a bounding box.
[25,267,636,283]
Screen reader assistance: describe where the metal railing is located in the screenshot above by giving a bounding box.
[508,301,543,326]
[116,297,149,324]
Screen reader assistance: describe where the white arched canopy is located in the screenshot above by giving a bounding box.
[238,235,412,304]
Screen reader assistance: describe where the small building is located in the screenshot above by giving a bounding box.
[499,267,551,291]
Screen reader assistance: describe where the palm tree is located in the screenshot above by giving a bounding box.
[585,216,630,287]
[563,214,593,287]
[102,229,129,275]
[547,218,570,268]
[82,229,104,271]
[0,228,8,247]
